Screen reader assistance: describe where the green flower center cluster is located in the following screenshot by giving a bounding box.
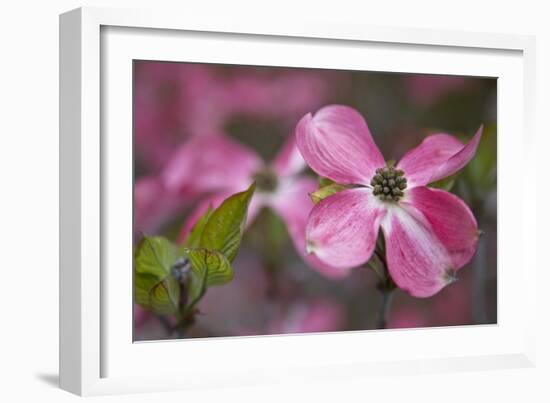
[253,168,278,193]
[370,163,407,202]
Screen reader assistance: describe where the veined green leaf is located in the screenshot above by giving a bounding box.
[187,248,233,287]
[134,236,180,315]
[181,206,214,249]
[310,183,348,204]
[135,236,177,279]
[200,182,256,263]
[134,273,157,308]
[183,248,232,312]
[151,277,179,314]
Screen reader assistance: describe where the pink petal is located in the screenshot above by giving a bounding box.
[381,206,456,298]
[306,188,387,269]
[303,247,352,279]
[162,134,263,195]
[402,186,479,269]
[271,134,306,178]
[295,105,385,185]
[396,126,483,187]
[269,177,351,278]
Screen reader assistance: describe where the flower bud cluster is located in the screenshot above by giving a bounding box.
[253,168,278,192]
[371,164,407,202]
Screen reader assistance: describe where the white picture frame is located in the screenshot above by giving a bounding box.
[59,6,537,396]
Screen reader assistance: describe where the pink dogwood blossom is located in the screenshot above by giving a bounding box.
[296,105,482,297]
[134,62,341,172]
[162,134,347,278]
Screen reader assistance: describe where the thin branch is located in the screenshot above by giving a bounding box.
[156,315,173,336]
[376,287,394,329]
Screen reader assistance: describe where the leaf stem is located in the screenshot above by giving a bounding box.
[376,286,394,329]
[157,315,173,336]
[370,241,396,330]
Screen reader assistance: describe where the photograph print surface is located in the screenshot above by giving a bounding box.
[133,61,497,341]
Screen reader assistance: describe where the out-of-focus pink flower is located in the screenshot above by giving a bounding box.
[162,134,263,197]
[133,305,152,330]
[134,63,192,172]
[134,62,341,172]
[404,74,467,106]
[387,306,426,329]
[226,72,336,124]
[178,67,338,138]
[388,273,473,329]
[431,273,472,326]
[134,175,191,235]
[268,299,344,334]
[164,134,349,278]
[296,105,482,297]
[190,251,270,336]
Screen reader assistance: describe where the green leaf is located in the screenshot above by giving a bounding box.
[187,248,233,287]
[428,174,457,192]
[134,236,180,315]
[183,248,233,312]
[365,258,384,281]
[184,258,207,311]
[135,236,177,278]
[464,122,497,190]
[134,273,157,307]
[135,274,180,315]
[310,183,348,204]
[181,206,214,249]
[318,177,335,187]
[200,182,256,262]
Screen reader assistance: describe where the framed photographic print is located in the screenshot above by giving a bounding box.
[59,6,537,396]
